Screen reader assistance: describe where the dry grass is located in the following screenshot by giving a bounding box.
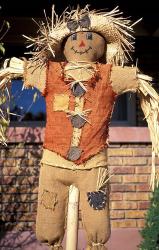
[138,78,159,190]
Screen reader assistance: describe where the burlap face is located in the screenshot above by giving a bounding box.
[63,31,106,62]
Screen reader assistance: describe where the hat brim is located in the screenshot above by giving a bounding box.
[25,6,136,65]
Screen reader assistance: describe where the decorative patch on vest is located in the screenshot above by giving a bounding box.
[40,190,58,210]
[71,82,86,97]
[53,94,69,111]
[87,190,107,210]
[67,146,82,161]
[70,114,86,128]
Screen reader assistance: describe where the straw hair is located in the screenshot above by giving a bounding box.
[23,5,140,65]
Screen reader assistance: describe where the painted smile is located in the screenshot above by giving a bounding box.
[71,46,92,55]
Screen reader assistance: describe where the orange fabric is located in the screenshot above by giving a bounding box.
[43,61,117,164]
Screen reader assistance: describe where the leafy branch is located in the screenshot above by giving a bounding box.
[0,20,10,55]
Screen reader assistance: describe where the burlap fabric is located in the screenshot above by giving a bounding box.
[41,149,107,170]
[24,61,138,96]
[36,164,110,250]
[111,66,138,94]
[86,246,108,250]
[24,61,46,93]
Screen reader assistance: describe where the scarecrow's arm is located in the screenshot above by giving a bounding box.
[0,57,46,93]
[137,78,159,190]
[110,66,138,94]
[111,65,159,190]
[0,57,46,145]
[23,60,46,93]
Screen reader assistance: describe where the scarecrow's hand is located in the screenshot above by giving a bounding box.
[137,73,153,84]
[2,57,25,77]
[0,57,25,89]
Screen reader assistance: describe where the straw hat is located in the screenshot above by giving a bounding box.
[24,5,140,65]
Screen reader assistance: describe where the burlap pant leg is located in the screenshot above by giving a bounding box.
[36,164,69,249]
[77,167,111,250]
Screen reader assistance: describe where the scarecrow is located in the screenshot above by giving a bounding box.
[1,5,159,250]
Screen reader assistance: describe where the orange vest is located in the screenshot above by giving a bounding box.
[43,61,117,164]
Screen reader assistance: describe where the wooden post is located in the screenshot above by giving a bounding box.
[66,185,79,250]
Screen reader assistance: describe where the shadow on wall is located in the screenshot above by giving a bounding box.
[0,228,142,250]
[0,138,43,246]
[0,231,49,250]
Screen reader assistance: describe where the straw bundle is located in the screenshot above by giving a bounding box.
[96,167,114,191]
[138,77,159,190]
[0,83,10,145]
[0,57,24,145]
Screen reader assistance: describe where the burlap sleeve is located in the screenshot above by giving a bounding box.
[110,66,139,95]
[23,60,46,93]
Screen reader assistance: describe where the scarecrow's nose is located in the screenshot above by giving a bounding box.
[79,40,85,47]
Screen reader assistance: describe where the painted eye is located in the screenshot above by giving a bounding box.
[71,33,77,40]
[86,32,92,40]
